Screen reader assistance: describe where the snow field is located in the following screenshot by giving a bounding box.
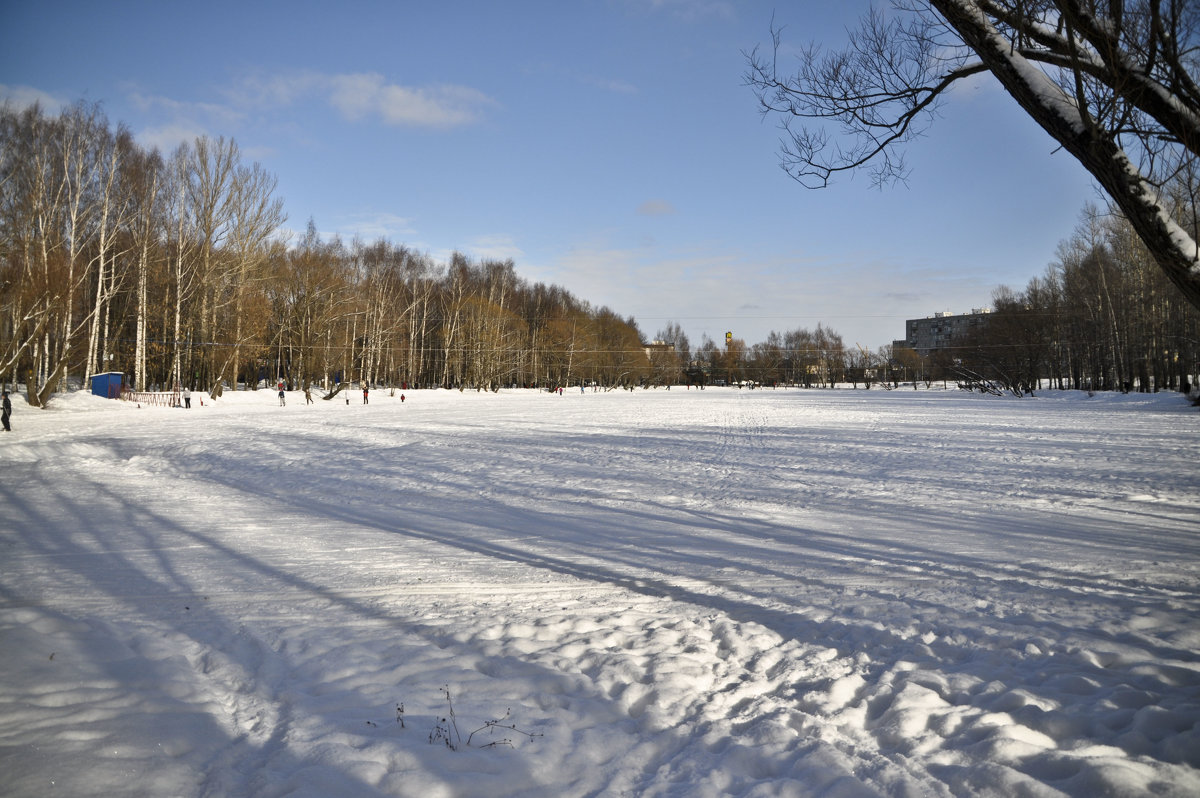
[1,386,1198,796]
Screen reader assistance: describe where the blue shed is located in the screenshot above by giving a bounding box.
[90,372,124,398]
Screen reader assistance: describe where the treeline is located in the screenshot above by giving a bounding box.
[894,208,1200,395]
[675,201,1200,394]
[0,102,659,403]
[678,324,857,388]
[5,101,1194,403]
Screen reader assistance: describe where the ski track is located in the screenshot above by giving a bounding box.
[1,388,1199,797]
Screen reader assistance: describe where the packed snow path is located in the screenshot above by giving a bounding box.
[1,387,1198,797]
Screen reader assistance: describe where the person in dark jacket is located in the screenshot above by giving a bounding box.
[2,390,11,431]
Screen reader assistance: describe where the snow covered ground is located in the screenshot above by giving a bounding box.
[1,385,1198,798]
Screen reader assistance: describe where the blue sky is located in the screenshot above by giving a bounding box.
[1,0,1100,350]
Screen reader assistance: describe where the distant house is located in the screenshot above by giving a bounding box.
[901,309,992,358]
[643,341,675,360]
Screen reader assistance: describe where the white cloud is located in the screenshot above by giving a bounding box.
[637,199,676,216]
[323,73,495,128]
[629,0,735,22]
[330,212,419,241]
[325,74,381,120]
[136,122,213,154]
[128,91,240,123]
[125,90,245,152]
[0,84,67,113]
[586,76,639,95]
[465,234,525,263]
[119,69,495,155]
[224,70,496,129]
[225,72,322,108]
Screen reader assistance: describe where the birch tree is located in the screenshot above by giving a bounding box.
[186,135,239,395]
[274,222,353,392]
[0,104,60,388]
[164,144,200,390]
[746,0,1200,308]
[25,102,110,406]
[83,125,135,384]
[439,253,471,388]
[1,103,119,400]
[125,147,164,391]
[401,250,439,387]
[215,161,286,397]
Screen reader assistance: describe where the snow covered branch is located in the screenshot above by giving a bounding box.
[747,0,1200,307]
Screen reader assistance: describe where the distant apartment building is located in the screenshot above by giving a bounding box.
[897,308,993,358]
[644,341,675,359]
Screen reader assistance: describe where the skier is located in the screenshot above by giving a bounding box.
[278,380,286,406]
[363,383,369,404]
[183,386,191,409]
[1,390,11,431]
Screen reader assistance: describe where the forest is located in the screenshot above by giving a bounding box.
[2,101,1198,404]
[0,102,670,404]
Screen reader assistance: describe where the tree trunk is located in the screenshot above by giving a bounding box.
[929,0,1200,308]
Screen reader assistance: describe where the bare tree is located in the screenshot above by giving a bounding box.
[186,135,239,395]
[125,147,164,392]
[83,125,136,384]
[0,104,60,388]
[19,102,111,406]
[746,1,1200,308]
[164,143,199,391]
[273,222,352,393]
[656,320,692,364]
[217,161,286,396]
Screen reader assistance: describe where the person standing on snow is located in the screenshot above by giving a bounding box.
[183,386,192,409]
[278,379,286,406]
[362,382,369,404]
[2,390,11,431]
